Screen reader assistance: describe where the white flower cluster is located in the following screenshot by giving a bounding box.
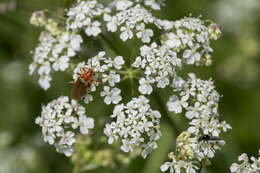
[168,73,231,154]
[160,132,200,173]
[104,4,154,42]
[112,0,165,11]
[168,73,219,118]
[30,10,45,27]
[131,17,221,95]
[132,42,181,94]
[67,0,110,36]
[230,150,260,173]
[140,0,165,10]
[104,96,162,158]
[72,51,124,104]
[161,74,231,173]
[160,152,198,173]
[167,73,231,137]
[29,13,83,90]
[35,96,94,156]
[160,17,217,66]
[29,0,231,170]
[160,131,226,173]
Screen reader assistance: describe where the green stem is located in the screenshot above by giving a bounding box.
[72,157,80,173]
[63,0,77,8]
[64,0,70,8]
[130,77,135,97]
[152,91,180,135]
[130,35,136,65]
[99,34,138,97]
[198,158,205,173]
[129,35,135,97]
[99,34,121,56]
[198,163,203,173]
[43,9,66,21]
[73,167,79,173]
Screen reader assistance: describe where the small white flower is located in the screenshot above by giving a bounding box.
[78,115,94,134]
[70,34,83,51]
[185,102,201,119]
[114,56,125,69]
[138,77,154,95]
[55,142,74,157]
[120,25,133,41]
[164,33,181,48]
[30,11,46,26]
[160,162,171,172]
[115,0,133,11]
[104,56,125,70]
[101,86,122,105]
[54,32,83,58]
[155,19,174,30]
[84,94,93,104]
[38,75,51,90]
[136,23,153,43]
[104,124,116,144]
[44,134,55,145]
[121,143,131,152]
[38,62,51,75]
[167,95,188,113]
[59,131,76,146]
[104,14,118,32]
[111,104,124,118]
[132,56,146,68]
[183,44,201,65]
[144,0,162,10]
[102,71,121,87]
[85,21,102,36]
[156,71,170,88]
[52,56,69,71]
[230,163,240,173]
[29,62,37,75]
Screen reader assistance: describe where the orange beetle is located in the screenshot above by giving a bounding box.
[71,67,97,100]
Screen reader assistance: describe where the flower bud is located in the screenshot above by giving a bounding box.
[208,23,222,40]
[176,131,194,160]
[45,19,61,36]
[30,11,46,27]
[176,131,191,144]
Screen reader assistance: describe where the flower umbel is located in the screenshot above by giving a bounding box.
[35,96,94,156]
[104,96,162,158]
[230,150,260,173]
[28,0,233,172]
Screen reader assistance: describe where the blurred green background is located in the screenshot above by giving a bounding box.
[0,0,260,172]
